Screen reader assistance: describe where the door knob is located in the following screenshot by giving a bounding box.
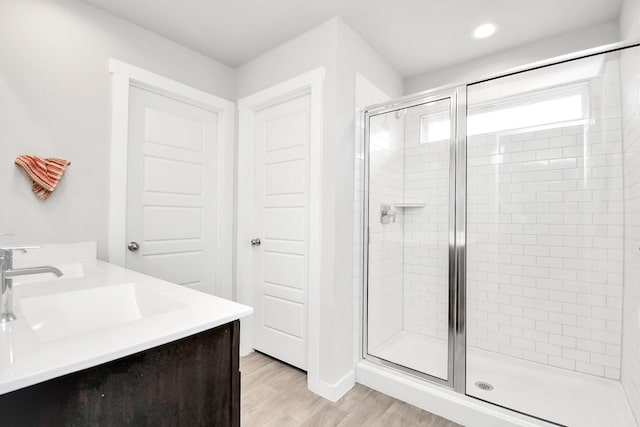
[250,238,261,246]
[127,241,140,252]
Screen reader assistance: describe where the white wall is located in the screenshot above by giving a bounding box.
[404,21,620,94]
[620,0,640,40]
[621,45,640,423]
[238,17,402,397]
[334,18,403,379]
[0,0,235,258]
[236,20,337,99]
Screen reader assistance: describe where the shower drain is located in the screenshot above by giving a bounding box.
[474,381,494,391]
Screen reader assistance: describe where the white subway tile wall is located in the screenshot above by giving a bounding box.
[402,104,451,341]
[466,56,624,378]
[621,47,640,422]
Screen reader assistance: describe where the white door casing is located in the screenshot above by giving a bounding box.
[251,94,310,369]
[109,59,234,298]
[125,86,217,293]
[237,68,325,392]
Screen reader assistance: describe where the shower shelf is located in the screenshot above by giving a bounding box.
[394,202,426,208]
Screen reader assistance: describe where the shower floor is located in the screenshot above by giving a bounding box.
[372,331,637,427]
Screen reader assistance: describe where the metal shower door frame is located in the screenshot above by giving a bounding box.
[362,85,468,391]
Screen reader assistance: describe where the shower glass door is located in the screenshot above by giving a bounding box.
[364,92,457,384]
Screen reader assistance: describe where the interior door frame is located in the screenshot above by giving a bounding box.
[236,68,325,395]
[108,59,235,299]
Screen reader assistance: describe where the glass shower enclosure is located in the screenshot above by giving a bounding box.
[362,42,640,426]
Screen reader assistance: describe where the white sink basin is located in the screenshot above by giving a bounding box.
[19,283,186,341]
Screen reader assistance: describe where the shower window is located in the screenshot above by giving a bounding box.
[421,84,590,145]
[468,82,590,136]
[420,111,451,143]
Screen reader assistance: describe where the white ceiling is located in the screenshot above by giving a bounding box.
[80,0,622,77]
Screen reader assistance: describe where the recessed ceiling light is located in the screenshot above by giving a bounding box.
[473,23,497,39]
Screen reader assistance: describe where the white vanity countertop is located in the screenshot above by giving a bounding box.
[0,259,252,395]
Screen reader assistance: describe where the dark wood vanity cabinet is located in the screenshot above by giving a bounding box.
[0,320,240,427]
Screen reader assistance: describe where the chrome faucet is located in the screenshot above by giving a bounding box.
[0,247,63,323]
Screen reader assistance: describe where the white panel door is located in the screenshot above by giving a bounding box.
[252,94,310,369]
[126,86,217,294]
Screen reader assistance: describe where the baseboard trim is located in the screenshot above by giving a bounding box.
[309,369,355,402]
